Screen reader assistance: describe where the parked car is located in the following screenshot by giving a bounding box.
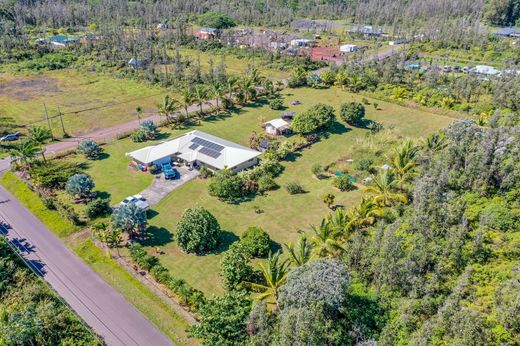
[0,132,20,142]
[118,194,150,210]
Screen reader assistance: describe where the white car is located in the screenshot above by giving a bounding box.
[119,195,149,210]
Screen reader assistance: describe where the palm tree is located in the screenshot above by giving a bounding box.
[28,126,52,161]
[346,198,383,232]
[179,86,195,120]
[422,131,447,152]
[390,140,419,190]
[245,251,289,306]
[335,70,348,89]
[324,208,349,233]
[193,84,207,115]
[309,220,346,259]
[157,95,179,124]
[209,82,225,110]
[365,170,408,206]
[284,234,312,266]
[262,79,275,98]
[10,140,39,168]
[224,77,238,108]
[136,105,143,124]
[238,76,256,102]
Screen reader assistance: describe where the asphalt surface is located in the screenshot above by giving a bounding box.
[0,182,174,346]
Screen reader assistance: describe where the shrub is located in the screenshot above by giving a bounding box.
[340,102,365,125]
[131,128,147,142]
[197,11,236,29]
[77,139,102,160]
[199,167,214,179]
[150,264,171,284]
[208,169,246,201]
[85,198,111,219]
[29,161,81,189]
[132,120,158,142]
[286,181,305,194]
[323,193,335,209]
[111,203,147,237]
[356,158,373,172]
[42,196,56,210]
[65,174,95,198]
[129,244,158,271]
[311,163,323,178]
[175,206,221,254]
[332,175,353,191]
[269,97,284,110]
[361,97,370,105]
[291,103,336,134]
[220,243,254,290]
[306,74,322,88]
[479,203,517,231]
[257,175,277,192]
[240,226,271,257]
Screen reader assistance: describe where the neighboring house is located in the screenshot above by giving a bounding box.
[128,57,146,69]
[49,35,79,47]
[494,27,520,37]
[264,118,291,136]
[340,44,359,53]
[80,34,98,44]
[196,28,218,39]
[290,39,314,48]
[470,65,500,76]
[126,130,261,173]
[348,25,384,37]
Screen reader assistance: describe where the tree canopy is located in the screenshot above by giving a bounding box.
[175,206,222,254]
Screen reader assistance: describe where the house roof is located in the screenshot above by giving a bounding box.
[265,118,290,129]
[494,27,520,36]
[126,130,261,169]
[49,35,78,43]
[472,65,500,75]
[199,28,217,34]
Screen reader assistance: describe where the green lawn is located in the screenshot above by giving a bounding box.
[0,69,168,137]
[0,172,196,345]
[75,87,454,295]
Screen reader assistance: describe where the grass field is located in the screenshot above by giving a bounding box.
[0,69,168,136]
[0,172,196,345]
[72,86,454,295]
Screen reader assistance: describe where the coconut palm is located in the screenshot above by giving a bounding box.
[246,251,289,306]
[346,198,383,232]
[10,140,39,168]
[209,81,225,110]
[335,70,348,89]
[284,234,312,266]
[365,170,408,206]
[389,140,419,190]
[193,84,208,115]
[238,76,256,102]
[179,86,195,120]
[324,208,349,233]
[422,131,447,152]
[157,95,179,124]
[28,126,52,161]
[309,220,347,259]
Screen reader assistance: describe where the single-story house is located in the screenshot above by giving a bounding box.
[196,28,218,39]
[494,27,520,37]
[470,65,500,76]
[264,118,291,136]
[340,44,359,53]
[290,39,314,48]
[49,35,79,47]
[348,25,384,37]
[126,130,261,173]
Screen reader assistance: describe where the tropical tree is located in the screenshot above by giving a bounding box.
[365,170,408,206]
[345,198,383,232]
[135,105,143,124]
[180,86,195,119]
[389,140,419,190]
[111,203,148,238]
[77,139,102,160]
[246,251,289,306]
[209,81,225,110]
[157,95,179,124]
[335,70,348,89]
[309,220,346,258]
[422,131,447,152]
[194,84,208,115]
[238,76,256,102]
[322,193,335,209]
[284,234,312,266]
[65,173,95,199]
[28,126,52,161]
[324,207,349,233]
[223,77,238,108]
[10,140,39,168]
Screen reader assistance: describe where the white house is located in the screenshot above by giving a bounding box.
[290,39,314,48]
[126,130,261,173]
[264,118,291,135]
[340,44,359,53]
[471,65,500,76]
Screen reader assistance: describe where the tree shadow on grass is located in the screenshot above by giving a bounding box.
[207,230,240,255]
[146,209,159,219]
[155,132,171,141]
[94,152,110,161]
[284,152,302,162]
[269,240,282,254]
[327,121,351,136]
[142,226,173,247]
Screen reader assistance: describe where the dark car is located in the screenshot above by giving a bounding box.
[0,133,20,142]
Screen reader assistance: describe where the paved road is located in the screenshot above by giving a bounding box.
[0,184,174,346]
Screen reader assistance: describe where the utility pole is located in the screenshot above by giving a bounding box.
[43,103,54,140]
[57,106,67,137]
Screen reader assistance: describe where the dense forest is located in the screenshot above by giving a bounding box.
[0,238,100,345]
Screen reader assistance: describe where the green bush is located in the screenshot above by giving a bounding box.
[340,102,365,125]
[65,173,95,198]
[208,169,246,201]
[220,243,254,290]
[479,203,517,231]
[199,167,214,179]
[269,97,284,110]
[291,103,336,134]
[356,158,373,172]
[286,181,305,194]
[131,128,147,142]
[257,175,277,192]
[29,161,81,189]
[240,226,271,257]
[311,163,323,178]
[333,175,354,191]
[175,206,221,254]
[197,11,236,29]
[16,52,76,71]
[150,264,171,284]
[85,198,111,219]
[77,139,102,160]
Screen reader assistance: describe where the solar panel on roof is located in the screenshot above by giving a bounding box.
[191,137,224,152]
[199,147,221,159]
[189,143,199,150]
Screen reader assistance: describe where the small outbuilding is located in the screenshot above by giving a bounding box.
[470,65,500,76]
[290,39,314,48]
[196,28,218,39]
[264,118,291,136]
[49,35,79,47]
[494,27,520,37]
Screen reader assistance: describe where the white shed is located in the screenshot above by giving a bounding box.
[264,118,291,135]
[340,44,359,52]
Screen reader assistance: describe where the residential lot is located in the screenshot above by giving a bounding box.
[73,86,454,294]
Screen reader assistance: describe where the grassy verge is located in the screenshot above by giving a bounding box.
[0,171,196,346]
[0,171,80,238]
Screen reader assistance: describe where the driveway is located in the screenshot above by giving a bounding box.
[140,167,199,206]
[0,185,174,346]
